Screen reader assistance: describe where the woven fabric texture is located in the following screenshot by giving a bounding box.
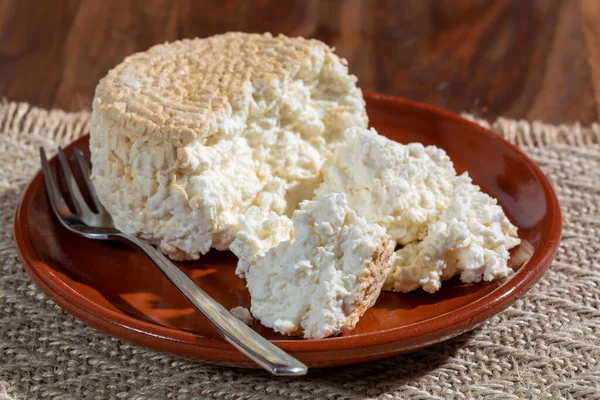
[0,100,599,399]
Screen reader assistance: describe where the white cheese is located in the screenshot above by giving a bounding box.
[246,193,393,339]
[315,127,456,245]
[230,206,293,278]
[384,173,521,293]
[229,306,254,326]
[90,33,367,260]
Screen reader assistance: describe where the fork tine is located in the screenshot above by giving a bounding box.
[74,148,106,213]
[56,147,93,216]
[40,147,73,217]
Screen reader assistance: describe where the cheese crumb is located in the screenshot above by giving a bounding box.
[229,306,254,326]
[246,193,393,339]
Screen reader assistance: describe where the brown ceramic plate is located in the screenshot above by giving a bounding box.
[14,93,561,369]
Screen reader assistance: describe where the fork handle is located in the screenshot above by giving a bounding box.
[120,234,307,376]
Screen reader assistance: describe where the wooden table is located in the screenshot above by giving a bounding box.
[1,0,599,124]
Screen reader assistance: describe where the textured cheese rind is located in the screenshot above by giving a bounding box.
[315,127,456,245]
[384,173,521,293]
[90,33,367,260]
[92,32,366,145]
[246,193,393,339]
[230,206,293,278]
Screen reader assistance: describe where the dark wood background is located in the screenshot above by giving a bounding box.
[1,0,599,124]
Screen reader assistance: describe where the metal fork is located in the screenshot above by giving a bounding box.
[40,146,307,376]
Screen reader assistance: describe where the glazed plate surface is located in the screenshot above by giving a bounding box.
[14,93,562,368]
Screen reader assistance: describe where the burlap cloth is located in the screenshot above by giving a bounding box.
[0,100,599,400]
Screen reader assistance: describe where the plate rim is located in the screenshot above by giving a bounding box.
[13,92,562,363]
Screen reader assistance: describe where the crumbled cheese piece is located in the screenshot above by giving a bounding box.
[229,306,254,326]
[384,174,521,293]
[246,193,393,339]
[90,33,367,260]
[230,206,293,278]
[315,127,456,245]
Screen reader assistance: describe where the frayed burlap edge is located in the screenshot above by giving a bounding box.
[0,100,90,146]
[461,113,600,147]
